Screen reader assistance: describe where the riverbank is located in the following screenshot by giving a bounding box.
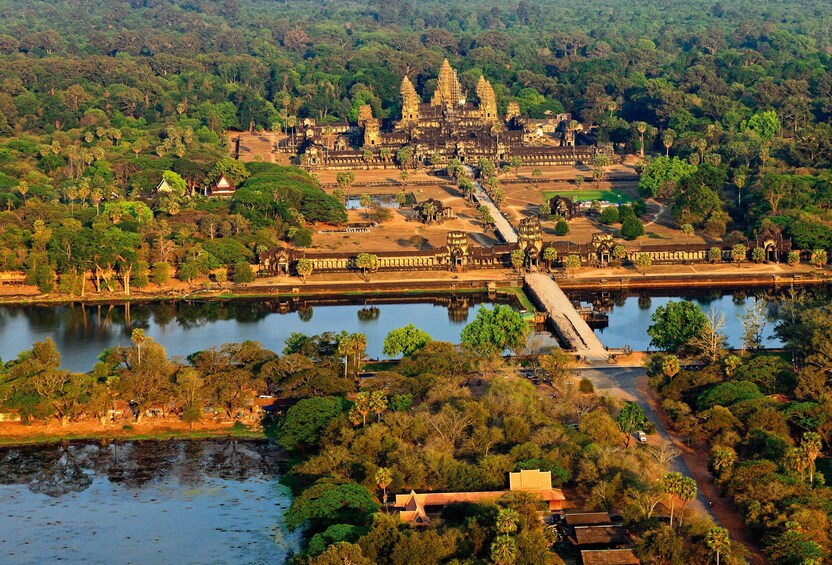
[0,263,826,306]
[0,418,265,447]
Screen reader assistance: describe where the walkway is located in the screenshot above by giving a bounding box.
[464,165,518,244]
[472,188,518,244]
[524,273,608,361]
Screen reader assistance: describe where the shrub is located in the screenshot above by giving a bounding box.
[579,378,594,393]
[232,261,255,283]
[786,250,800,266]
[680,223,694,236]
[751,247,767,263]
[621,216,645,239]
[554,219,570,236]
[600,207,619,224]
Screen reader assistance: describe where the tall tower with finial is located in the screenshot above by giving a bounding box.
[400,76,420,125]
[431,59,464,109]
[476,76,497,124]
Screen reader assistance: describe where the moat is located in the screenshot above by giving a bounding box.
[0,287,801,371]
[0,440,298,564]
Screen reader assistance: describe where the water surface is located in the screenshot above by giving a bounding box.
[0,440,297,564]
[0,296,499,371]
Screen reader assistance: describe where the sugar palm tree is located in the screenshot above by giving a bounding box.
[375,467,392,506]
[706,527,730,565]
[131,328,146,365]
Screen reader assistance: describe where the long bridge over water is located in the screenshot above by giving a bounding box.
[524,273,609,362]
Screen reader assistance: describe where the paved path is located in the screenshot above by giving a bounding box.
[464,164,518,244]
[472,188,518,244]
[525,274,608,361]
[574,367,717,520]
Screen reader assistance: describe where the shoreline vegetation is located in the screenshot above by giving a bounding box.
[0,419,265,447]
[0,260,827,307]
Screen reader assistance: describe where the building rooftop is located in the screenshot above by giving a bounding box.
[580,549,641,565]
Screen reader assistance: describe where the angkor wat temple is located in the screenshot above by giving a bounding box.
[282,60,605,171]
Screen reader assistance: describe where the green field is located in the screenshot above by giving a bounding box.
[543,190,634,204]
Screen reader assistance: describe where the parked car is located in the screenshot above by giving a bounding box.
[636,431,648,443]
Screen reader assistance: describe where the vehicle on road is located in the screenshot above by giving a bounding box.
[636,431,647,443]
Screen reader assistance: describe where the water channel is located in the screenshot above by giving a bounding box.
[0,295,505,372]
[0,440,298,564]
[0,286,813,372]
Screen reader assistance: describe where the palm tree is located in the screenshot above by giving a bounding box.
[369,390,387,422]
[801,432,823,485]
[636,121,647,157]
[490,535,517,565]
[706,527,731,565]
[375,467,393,506]
[131,328,146,365]
[663,130,675,157]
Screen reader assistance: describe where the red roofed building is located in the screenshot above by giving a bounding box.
[207,174,236,198]
[394,469,566,524]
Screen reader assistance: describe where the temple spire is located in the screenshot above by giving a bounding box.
[400,75,420,123]
[431,59,463,108]
[476,75,497,124]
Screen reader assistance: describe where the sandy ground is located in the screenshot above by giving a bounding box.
[0,417,254,445]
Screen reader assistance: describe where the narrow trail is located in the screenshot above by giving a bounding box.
[644,199,666,227]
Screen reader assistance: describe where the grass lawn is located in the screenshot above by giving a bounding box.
[543,189,634,204]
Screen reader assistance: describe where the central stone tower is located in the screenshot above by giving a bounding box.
[431,59,464,109]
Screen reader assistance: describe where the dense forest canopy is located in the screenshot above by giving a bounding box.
[0,0,831,293]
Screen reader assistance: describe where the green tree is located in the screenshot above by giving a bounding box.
[285,481,379,530]
[206,158,250,188]
[490,535,518,565]
[600,207,619,224]
[708,247,722,263]
[800,432,823,485]
[731,243,747,267]
[349,391,371,426]
[510,249,525,273]
[296,258,313,280]
[564,255,581,276]
[382,325,431,357]
[278,396,347,452]
[810,248,827,268]
[309,542,372,565]
[460,305,528,355]
[233,261,255,283]
[647,300,708,352]
[131,328,146,365]
[542,247,558,271]
[617,402,648,447]
[706,527,731,565]
[554,219,569,236]
[151,262,171,287]
[621,216,645,239]
[635,253,653,274]
[661,472,696,528]
[336,171,355,191]
[355,253,378,281]
[369,390,387,422]
[375,467,393,505]
[531,168,542,187]
[637,156,697,198]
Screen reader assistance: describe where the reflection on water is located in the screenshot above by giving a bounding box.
[0,295,502,371]
[571,287,794,351]
[0,440,298,564]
